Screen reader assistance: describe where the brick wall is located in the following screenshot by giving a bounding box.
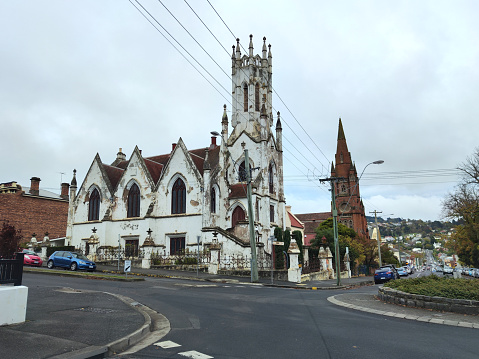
[0,190,68,242]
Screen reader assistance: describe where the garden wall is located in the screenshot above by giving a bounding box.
[378,286,479,315]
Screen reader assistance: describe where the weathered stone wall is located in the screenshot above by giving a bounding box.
[378,286,479,315]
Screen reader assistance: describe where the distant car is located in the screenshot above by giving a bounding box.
[21,249,43,267]
[374,268,397,284]
[397,267,408,277]
[443,266,453,275]
[47,251,96,271]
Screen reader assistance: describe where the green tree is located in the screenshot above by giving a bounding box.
[0,221,23,258]
[310,218,362,266]
[273,227,284,269]
[292,230,304,264]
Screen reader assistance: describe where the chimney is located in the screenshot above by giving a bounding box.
[117,148,126,161]
[61,182,70,200]
[30,177,40,195]
[210,136,217,149]
[172,143,177,151]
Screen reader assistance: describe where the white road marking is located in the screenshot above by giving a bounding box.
[178,350,214,358]
[154,340,181,349]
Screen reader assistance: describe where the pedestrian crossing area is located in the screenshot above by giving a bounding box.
[154,340,213,358]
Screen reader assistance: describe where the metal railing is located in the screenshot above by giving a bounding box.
[0,252,24,286]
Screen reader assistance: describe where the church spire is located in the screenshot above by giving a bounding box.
[338,117,346,141]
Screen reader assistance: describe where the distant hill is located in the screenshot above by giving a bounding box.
[366,217,462,238]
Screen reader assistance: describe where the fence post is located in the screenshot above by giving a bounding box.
[14,252,24,286]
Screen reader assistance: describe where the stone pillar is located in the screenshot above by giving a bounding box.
[344,251,351,278]
[208,243,221,275]
[29,234,37,250]
[141,245,155,269]
[88,234,99,261]
[40,244,49,262]
[287,239,301,283]
[326,247,334,279]
[317,246,327,271]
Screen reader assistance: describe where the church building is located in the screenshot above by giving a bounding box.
[66,35,285,259]
[296,119,369,244]
[331,119,369,238]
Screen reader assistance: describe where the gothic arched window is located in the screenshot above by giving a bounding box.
[238,161,252,182]
[255,83,260,111]
[211,187,216,213]
[127,184,140,218]
[172,178,186,214]
[232,206,245,228]
[88,188,100,221]
[268,164,274,194]
[243,83,248,112]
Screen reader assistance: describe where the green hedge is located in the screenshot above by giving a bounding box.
[384,275,479,301]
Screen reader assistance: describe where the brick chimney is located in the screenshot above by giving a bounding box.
[30,177,40,195]
[61,182,70,200]
[210,136,217,149]
[172,143,177,151]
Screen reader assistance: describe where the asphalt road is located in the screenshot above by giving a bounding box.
[23,273,478,359]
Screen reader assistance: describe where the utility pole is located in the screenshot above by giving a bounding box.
[244,149,259,282]
[319,176,344,286]
[370,210,382,267]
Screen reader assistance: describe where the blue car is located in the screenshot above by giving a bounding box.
[397,267,408,277]
[47,251,96,271]
[374,267,396,284]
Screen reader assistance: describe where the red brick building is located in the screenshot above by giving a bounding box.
[331,119,369,238]
[0,177,69,243]
[295,119,369,245]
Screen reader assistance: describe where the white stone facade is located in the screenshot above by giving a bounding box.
[66,35,285,260]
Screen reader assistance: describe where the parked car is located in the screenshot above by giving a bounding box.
[379,264,400,279]
[47,251,96,271]
[374,267,397,284]
[21,249,43,267]
[397,267,408,277]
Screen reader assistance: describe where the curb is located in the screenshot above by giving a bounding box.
[23,267,145,282]
[50,291,170,359]
[24,266,373,290]
[327,294,479,329]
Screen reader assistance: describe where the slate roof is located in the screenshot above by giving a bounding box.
[229,183,247,199]
[295,212,332,222]
[101,144,220,190]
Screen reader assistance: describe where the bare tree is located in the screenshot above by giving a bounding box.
[442,148,479,266]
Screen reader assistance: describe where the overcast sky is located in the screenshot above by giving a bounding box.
[1,0,478,222]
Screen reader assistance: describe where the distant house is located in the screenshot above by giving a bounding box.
[0,177,69,244]
[295,212,331,247]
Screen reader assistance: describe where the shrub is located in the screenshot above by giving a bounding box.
[384,275,479,301]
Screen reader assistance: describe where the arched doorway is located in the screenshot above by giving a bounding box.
[231,206,246,228]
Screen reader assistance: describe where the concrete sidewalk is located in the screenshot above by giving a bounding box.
[95,263,375,289]
[0,284,169,359]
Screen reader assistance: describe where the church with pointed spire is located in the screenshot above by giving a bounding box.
[331,119,369,238]
[66,35,285,260]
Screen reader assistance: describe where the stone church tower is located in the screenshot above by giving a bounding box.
[331,119,369,238]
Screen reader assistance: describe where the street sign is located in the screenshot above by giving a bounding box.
[124,260,131,273]
[273,241,284,246]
